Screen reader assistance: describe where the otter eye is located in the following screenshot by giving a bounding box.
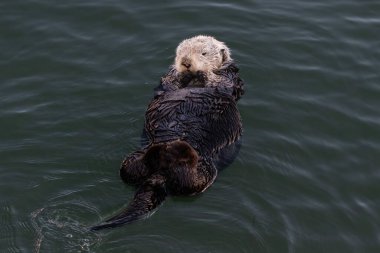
[202,52,207,56]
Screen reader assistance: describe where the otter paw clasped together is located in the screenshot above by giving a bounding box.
[91,35,245,230]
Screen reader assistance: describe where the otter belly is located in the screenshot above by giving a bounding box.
[145,87,242,156]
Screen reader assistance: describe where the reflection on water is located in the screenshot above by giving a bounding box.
[1,0,380,252]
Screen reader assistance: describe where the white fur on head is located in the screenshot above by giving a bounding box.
[174,35,231,74]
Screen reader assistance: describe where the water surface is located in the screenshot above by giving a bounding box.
[1,0,380,252]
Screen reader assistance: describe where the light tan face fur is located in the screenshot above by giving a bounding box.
[174,35,231,74]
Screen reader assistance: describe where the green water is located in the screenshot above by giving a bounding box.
[1,0,380,252]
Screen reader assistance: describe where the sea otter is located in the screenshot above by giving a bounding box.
[91,35,244,230]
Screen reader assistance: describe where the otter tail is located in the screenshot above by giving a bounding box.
[91,140,203,231]
[90,173,166,231]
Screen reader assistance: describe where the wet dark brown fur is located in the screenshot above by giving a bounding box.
[144,141,199,171]
[91,58,244,231]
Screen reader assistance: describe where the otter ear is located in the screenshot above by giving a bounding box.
[220,48,231,63]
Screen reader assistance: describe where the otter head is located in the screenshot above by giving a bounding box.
[174,35,231,78]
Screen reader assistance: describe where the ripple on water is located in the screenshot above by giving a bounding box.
[30,201,102,253]
[1,0,380,252]
[0,203,18,253]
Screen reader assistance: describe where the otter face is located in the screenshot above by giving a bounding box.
[174,35,231,75]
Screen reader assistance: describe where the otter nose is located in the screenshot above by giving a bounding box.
[182,62,191,69]
[181,58,191,69]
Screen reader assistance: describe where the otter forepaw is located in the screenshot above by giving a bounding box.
[196,71,208,84]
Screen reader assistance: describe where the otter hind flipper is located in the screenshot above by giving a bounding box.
[90,174,167,231]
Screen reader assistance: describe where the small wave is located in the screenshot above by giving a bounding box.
[30,201,102,253]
